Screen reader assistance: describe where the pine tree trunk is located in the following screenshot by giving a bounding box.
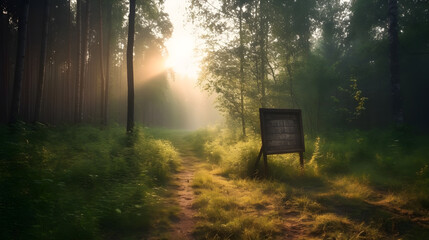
[74,0,82,123]
[34,0,50,123]
[388,0,403,126]
[66,0,72,122]
[126,0,136,133]
[98,0,106,125]
[239,5,246,138]
[259,0,267,108]
[9,0,30,124]
[104,1,112,126]
[1,13,10,122]
[78,0,90,122]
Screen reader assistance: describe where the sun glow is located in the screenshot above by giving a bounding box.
[165,33,200,79]
[164,0,200,80]
[162,0,221,129]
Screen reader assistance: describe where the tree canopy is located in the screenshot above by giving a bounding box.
[190,0,429,135]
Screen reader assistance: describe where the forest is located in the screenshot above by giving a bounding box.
[1,0,429,239]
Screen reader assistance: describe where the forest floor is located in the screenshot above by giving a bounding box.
[147,131,429,240]
[3,126,428,239]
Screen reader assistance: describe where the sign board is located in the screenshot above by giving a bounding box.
[259,108,305,155]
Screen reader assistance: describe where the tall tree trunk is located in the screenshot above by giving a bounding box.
[34,0,50,123]
[9,0,30,124]
[1,13,10,122]
[238,5,246,138]
[104,1,113,126]
[66,0,72,122]
[78,0,90,122]
[259,0,267,108]
[388,0,403,126]
[98,0,106,125]
[74,0,82,123]
[126,0,136,133]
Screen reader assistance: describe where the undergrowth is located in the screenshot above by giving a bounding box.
[0,123,179,240]
[189,127,429,203]
[187,126,429,239]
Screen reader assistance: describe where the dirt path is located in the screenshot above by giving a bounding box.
[167,150,198,239]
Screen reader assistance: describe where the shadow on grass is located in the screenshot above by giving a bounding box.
[314,192,429,239]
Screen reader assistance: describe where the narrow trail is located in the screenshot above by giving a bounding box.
[167,147,198,239]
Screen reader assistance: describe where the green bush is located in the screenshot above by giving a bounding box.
[185,127,218,157]
[0,124,179,240]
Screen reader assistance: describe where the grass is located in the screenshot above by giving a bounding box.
[310,213,382,240]
[0,123,180,240]
[2,124,428,239]
[192,168,283,239]
[187,127,429,239]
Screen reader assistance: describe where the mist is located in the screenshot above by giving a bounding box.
[167,73,221,130]
[107,52,221,130]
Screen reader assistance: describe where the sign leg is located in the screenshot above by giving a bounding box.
[263,153,268,177]
[299,152,304,170]
[255,147,263,168]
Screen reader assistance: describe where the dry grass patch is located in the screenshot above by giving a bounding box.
[311,213,382,240]
[192,169,283,239]
[287,196,323,214]
[192,170,215,190]
[331,176,373,199]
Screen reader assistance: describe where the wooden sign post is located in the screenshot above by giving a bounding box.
[255,108,305,175]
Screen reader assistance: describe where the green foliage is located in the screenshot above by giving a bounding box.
[0,124,179,239]
[310,129,429,209]
[192,127,429,207]
[333,78,368,122]
[189,128,305,179]
[192,0,429,132]
[185,127,219,158]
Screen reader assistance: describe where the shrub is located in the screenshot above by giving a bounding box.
[0,124,180,240]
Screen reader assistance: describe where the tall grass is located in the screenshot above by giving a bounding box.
[188,127,429,209]
[186,127,429,238]
[0,123,179,239]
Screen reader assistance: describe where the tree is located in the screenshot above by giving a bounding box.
[74,0,82,123]
[388,0,403,126]
[74,0,88,123]
[126,0,136,133]
[34,0,50,123]
[238,3,246,138]
[200,47,245,128]
[0,0,173,126]
[258,0,267,108]
[66,0,73,121]
[98,0,106,125]
[104,1,113,126]
[190,0,251,136]
[77,0,90,123]
[9,0,30,124]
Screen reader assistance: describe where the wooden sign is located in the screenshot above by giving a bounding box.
[255,108,305,175]
[259,108,305,155]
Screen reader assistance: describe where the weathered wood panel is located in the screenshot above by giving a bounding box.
[259,108,305,155]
